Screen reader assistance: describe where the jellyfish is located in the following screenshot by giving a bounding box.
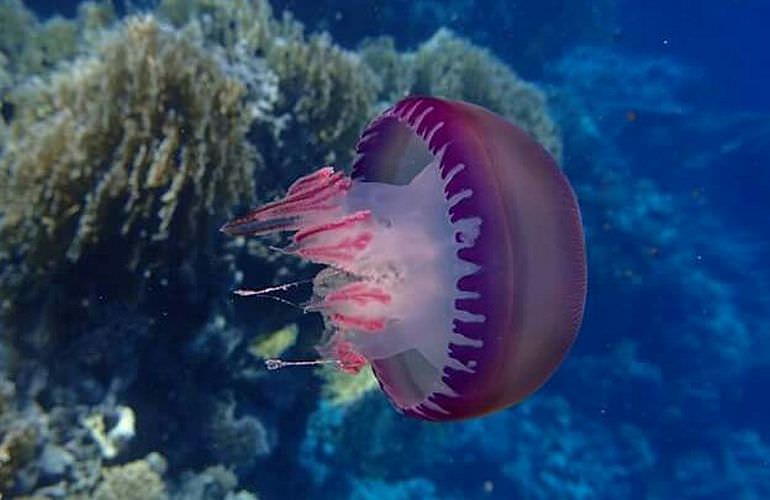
[222,96,587,421]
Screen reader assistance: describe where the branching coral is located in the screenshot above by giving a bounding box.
[159,0,377,180]
[157,0,274,57]
[0,0,37,69]
[358,37,413,104]
[409,29,562,162]
[360,29,562,163]
[265,27,377,176]
[0,0,115,81]
[0,15,260,312]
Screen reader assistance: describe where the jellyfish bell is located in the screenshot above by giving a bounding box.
[222,96,587,421]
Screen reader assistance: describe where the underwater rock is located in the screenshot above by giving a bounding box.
[205,397,271,468]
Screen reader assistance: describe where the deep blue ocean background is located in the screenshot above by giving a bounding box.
[1,1,768,499]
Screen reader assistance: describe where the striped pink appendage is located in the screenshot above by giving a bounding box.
[221,167,391,373]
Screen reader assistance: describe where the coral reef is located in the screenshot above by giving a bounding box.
[157,0,274,55]
[301,393,656,499]
[360,29,563,162]
[271,0,618,78]
[205,397,271,468]
[0,15,260,317]
[673,429,770,498]
[157,0,377,183]
[495,398,655,498]
[83,406,135,460]
[264,28,377,176]
[92,454,168,500]
[0,0,115,81]
[10,1,761,499]
[0,370,152,498]
[408,29,562,161]
[548,46,698,117]
[546,44,770,498]
[357,37,412,103]
[171,465,257,500]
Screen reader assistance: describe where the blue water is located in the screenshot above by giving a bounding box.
[1,1,768,499]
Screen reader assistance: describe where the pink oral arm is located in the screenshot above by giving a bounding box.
[219,166,351,237]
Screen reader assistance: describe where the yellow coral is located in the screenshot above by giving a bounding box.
[84,406,135,459]
[319,365,379,407]
[248,323,298,360]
